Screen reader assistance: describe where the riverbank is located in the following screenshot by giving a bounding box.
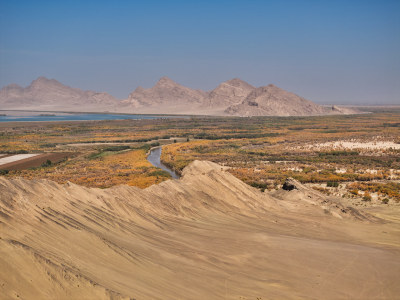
[147,146,179,179]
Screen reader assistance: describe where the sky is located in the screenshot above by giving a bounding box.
[0,0,399,104]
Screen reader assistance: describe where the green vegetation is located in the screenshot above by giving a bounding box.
[319,150,359,156]
[102,145,131,152]
[327,181,339,187]
[41,159,52,167]
[148,169,171,177]
[0,112,399,201]
[249,181,268,192]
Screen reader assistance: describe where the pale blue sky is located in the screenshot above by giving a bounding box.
[0,0,399,104]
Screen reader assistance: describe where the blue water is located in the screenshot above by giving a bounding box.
[0,113,183,122]
[147,146,179,179]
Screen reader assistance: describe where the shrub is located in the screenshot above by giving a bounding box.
[103,145,131,152]
[362,192,372,201]
[148,170,170,177]
[318,150,359,157]
[0,169,9,175]
[249,181,268,192]
[327,181,339,187]
[41,159,52,167]
[349,189,359,196]
[16,150,29,154]
[40,143,57,148]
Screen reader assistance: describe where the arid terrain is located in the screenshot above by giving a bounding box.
[1,110,400,299]
[1,161,400,299]
[1,0,397,298]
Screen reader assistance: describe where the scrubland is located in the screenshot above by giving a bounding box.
[0,111,399,203]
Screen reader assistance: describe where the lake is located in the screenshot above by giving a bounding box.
[0,112,186,122]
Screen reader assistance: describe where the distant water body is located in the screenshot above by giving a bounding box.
[0,113,186,122]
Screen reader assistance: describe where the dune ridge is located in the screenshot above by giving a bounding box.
[1,161,399,299]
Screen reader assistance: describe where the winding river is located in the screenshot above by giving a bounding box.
[147,146,179,179]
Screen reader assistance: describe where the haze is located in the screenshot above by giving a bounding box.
[0,0,399,105]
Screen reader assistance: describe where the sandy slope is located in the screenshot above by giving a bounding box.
[1,161,399,299]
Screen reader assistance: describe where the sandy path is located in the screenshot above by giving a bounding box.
[0,154,40,166]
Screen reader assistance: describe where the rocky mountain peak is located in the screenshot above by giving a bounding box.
[134,86,146,93]
[31,76,54,84]
[202,78,255,108]
[225,84,326,116]
[225,78,254,89]
[155,76,176,87]
[30,76,64,89]
[258,84,280,93]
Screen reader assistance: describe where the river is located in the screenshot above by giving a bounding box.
[147,146,179,179]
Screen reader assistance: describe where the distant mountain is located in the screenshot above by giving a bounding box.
[0,76,360,116]
[202,78,255,108]
[122,78,351,116]
[121,77,256,114]
[0,77,119,112]
[225,84,327,116]
[121,77,207,112]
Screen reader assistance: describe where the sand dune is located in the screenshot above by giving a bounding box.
[1,161,399,299]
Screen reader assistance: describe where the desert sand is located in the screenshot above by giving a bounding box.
[311,140,400,151]
[1,161,399,299]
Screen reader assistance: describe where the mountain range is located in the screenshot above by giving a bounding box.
[0,76,358,116]
[0,77,119,112]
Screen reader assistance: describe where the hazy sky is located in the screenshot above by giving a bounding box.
[0,0,399,104]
